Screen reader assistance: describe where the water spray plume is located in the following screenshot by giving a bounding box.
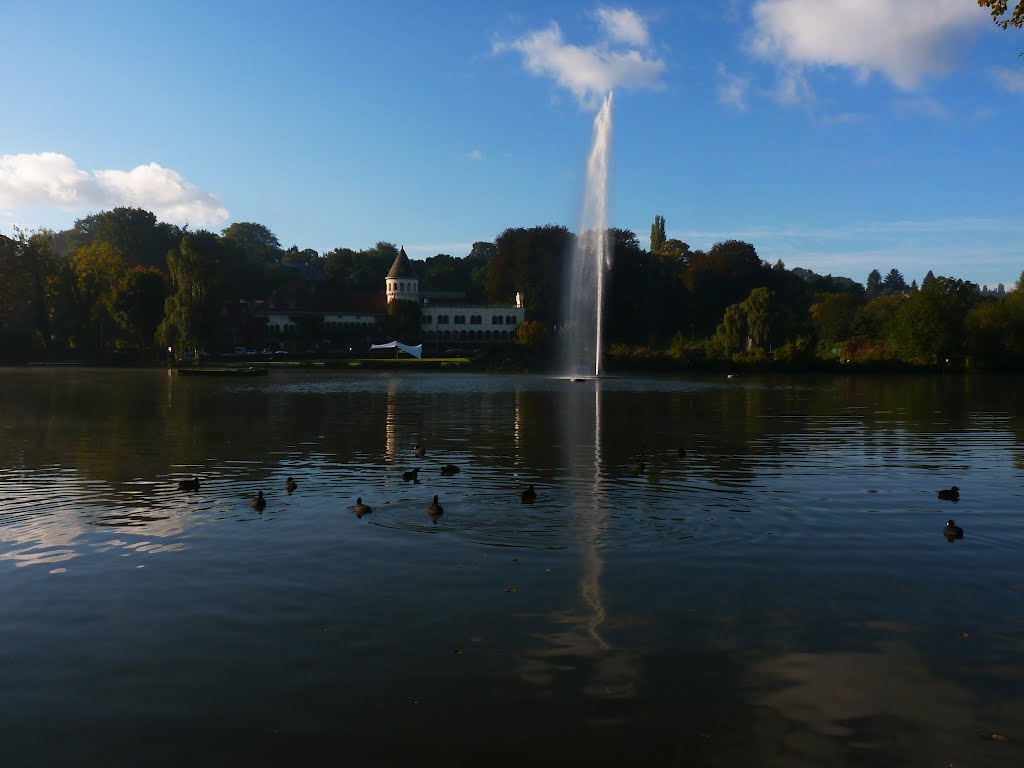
[563,91,613,378]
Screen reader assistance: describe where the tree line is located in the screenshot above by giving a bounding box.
[1,207,1022,370]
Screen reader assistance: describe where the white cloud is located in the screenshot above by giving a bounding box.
[772,67,813,105]
[465,149,484,160]
[716,64,750,110]
[594,8,649,46]
[0,152,228,226]
[751,0,983,90]
[494,9,665,109]
[992,66,1024,93]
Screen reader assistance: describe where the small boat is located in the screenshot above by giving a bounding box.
[176,366,268,377]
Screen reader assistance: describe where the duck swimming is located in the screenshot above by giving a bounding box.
[415,445,426,458]
[251,491,266,511]
[944,519,964,539]
[633,462,646,475]
[284,477,297,493]
[428,495,444,516]
[178,477,200,492]
[354,497,372,516]
[521,484,537,504]
[938,486,960,502]
[402,468,420,482]
[440,464,460,476]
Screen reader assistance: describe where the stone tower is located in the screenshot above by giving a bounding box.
[385,246,418,304]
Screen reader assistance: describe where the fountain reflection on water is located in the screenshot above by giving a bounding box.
[562,92,613,379]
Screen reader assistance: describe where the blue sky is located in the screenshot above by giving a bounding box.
[1,0,1022,288]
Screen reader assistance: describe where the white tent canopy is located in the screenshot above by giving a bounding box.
[369,340,423,358]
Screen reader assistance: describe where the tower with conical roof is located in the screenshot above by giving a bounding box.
[385,246,418,304]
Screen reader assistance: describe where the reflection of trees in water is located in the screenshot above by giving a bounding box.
[6,370,1024,492]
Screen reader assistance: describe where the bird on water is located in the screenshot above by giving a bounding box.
[178,477,200,492]
[251,491,266,511]
[415,444,426,458]
[402,468,420,482]
[633,462,646,475]
[440,464,460,476]
[428,495,444,517]
[285,477,297,493]
[938,486,960,502]
[521,484,537,504]
[944,519,964,539]
[354,497,372,516]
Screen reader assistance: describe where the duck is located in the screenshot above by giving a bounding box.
[414,444,426,458]
[521,484,537,504]
[944,519,964,539]
[284,477,297,493]
[428,495,444,517]
[440,463,460,476]
[402,468,420,482]
[938,486,960,502]
[633,462,646,475]
[177,476,201,492]
[251,491,266,511]
[354,497,372,516]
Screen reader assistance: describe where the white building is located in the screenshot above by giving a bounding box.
[386,247,525,347]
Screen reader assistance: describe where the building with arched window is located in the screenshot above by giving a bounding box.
[253,246,524,352]
[384,247,525,350]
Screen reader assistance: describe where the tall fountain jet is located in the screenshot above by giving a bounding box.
[563,92,613,378]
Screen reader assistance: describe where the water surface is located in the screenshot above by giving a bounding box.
[1,369,1022,765]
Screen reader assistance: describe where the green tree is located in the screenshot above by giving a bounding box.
[979,0,1024,28]
[464,241,494,301]
[221,222,283,261]
[743,287,777,348]
[881,268,907,296]
[891,277,980,364]
[113,266,168,349]
[658,238,690,263]
[59,207,180,271]
[683,240,767,337]
[282,247,321,267]
[713,303,747,355]
[490,225,572,327]
[157,234,223,357]
[810,292,862,345]
[606,228,666,345]
[0,231,60,358]
[650,214,666,254]
[854,295,903,341]
[516,319,549,348]
[866,269,882,298]
[73,241,129,351]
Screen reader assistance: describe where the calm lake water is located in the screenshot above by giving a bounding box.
[1,368,1022,766]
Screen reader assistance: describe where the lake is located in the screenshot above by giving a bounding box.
[1,368,1022,766]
